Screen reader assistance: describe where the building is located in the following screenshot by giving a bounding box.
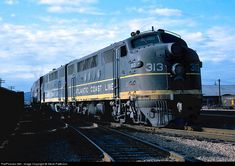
[202,85,235,108]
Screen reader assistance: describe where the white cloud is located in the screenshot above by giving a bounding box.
[0,21,121,89]
[183,32,204,43]
[1,3,235,91]
[127,7,182,17]
[0,14,204,89]
[150,8,182,16]
[206,27,235,51]
[4,0,18,5]
[125,17,196,33]
[47,6,105,15]
[203,27,235,62]
[38,0,97,6]
[38,0,103,15]
[179,27,235,63]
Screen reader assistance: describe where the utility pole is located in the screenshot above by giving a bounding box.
[0,78,5,87]
[218,79,221,107]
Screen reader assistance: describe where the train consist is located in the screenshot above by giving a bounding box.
[31,27,202,127]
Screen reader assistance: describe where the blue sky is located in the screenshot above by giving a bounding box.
[0,0,235,92]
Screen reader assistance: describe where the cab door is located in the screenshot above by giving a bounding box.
[58,81,61,101]
[114,47,120,98]
[71,77,76,101]
[114,45,128,99]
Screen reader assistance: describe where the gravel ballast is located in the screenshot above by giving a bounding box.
[119,129,235,162]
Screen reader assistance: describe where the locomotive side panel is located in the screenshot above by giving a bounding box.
[67,53,112,102]
[67,62,77,102]
[44,66,66,103]
[30,79,40,104]
[119,45,169,98]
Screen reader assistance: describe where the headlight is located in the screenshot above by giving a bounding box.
[167,43,184,57]
[172,63,185,75]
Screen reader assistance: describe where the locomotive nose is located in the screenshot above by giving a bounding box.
[167,43,185,58]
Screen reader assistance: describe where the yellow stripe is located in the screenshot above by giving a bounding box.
[186,73,201,76]
[45,89,201,103]
[68,73,170,89]
[68,93,113,102]
[44,98,65,102]
[70,73,169,89]
[120,89,201,99]
[74,78,113,88]
[70,72,200,88]
[120,73,170,79]
[76,93,113,101]
[47,72,200,91]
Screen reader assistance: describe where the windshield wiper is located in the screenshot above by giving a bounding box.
[140,36,148,44]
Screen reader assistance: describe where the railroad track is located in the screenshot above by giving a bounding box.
[66,125,111,162]
[18,111,110,162]
[2,110,110,162]
[107,122,235,143]
[198,110,235,129]
[12,109,234,162]
[69,121,200,162]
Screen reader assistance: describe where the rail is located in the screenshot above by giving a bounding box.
[98,124,201,162]
[68,124,114,162]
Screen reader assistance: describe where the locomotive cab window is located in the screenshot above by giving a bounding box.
[103,49,114,64]
[160,33,187,47]
[120,45,127,57]
[68,64,75,75]
[131,34,159,48]
[49,71,58,81]
[77,55,98,72]
[59,68,65,77]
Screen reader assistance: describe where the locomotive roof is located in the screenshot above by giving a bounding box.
[43,28,182,75]
[43,64,66,78]
[66,29,171,66]
[67,40,125,66]
[66,29,176,63]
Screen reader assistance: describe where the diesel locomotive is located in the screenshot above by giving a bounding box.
[31,27,202,127]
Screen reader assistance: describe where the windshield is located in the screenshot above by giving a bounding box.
[131,34,159,48]
[160,33,187,47]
